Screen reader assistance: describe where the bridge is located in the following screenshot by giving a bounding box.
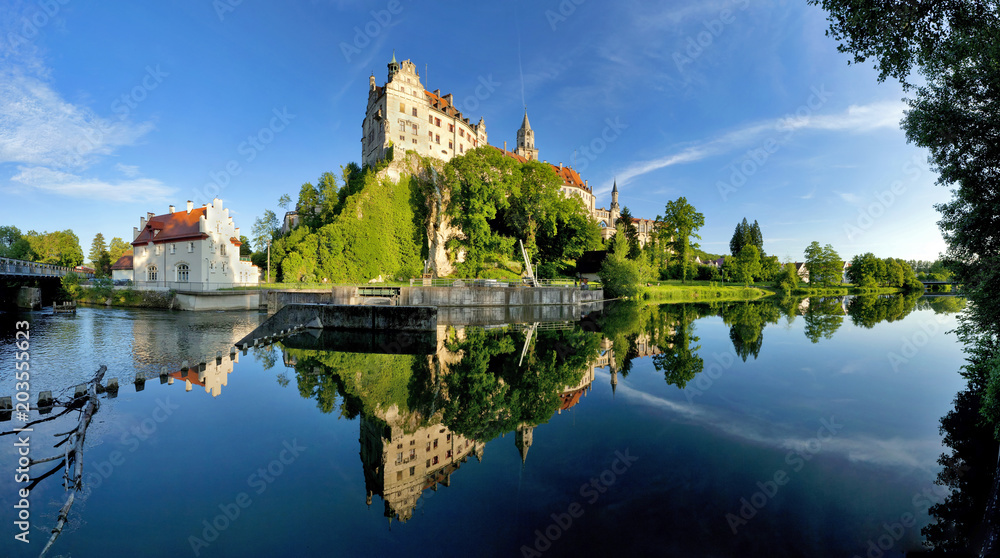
[0,257,94,280]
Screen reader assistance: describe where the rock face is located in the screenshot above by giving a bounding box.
[375,152,464,278]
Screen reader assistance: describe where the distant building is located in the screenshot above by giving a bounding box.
[794,262,810,283]
[111,251,133,282]
[130,199,259,291]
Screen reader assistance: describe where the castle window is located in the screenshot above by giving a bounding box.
[428,114,433,124]
[435,134,440,144]
[412,139,417,144]
[188,242,194,253]
[177,264,189,282]
[169,243,176,254]
[411,124,417,134]
[409,466,415,476]
[448,141,453,149]
[432,456,439,465]
[435,117,441,127]
[399,102,405,112]
[221,243,227,256]
[411,107,417,117]
[398,121,406,132]
[460,144,464,153]
[459,129,465,138]
[396,452,402,464]
[448,124,454,132]
[147,265,157,282]
[396,471,403,481]
[428,131,433,139]
[400,135,404,141]
[409,449,416,460]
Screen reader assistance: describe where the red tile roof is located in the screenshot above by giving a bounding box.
[490,146,592,194]
[230,237,241,246]
[132,207,209,246]
[111,252,133,270]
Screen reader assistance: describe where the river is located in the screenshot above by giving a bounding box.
[0,295,974,557]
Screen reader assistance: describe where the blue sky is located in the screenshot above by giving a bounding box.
[0,0,950,263]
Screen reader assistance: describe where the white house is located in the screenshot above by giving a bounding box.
[131,199,259,291]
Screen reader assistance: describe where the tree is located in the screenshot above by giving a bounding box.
[749,220,763,252]
[252,210,280,252]
[658,197,704,284]
[0,226,36,260]
[296,182,321,230]
[316,172,340,224]
[278,193,292,210]
[731,245,761,286]
[108,237,130,263]
[730,218,752,256]
[88,233,107,266]
[239,235,252,257]
[803,241,841,286]
[24,230,83,267]
[598,224,643,299]
[616,206,641,260]
[776,262,799,292]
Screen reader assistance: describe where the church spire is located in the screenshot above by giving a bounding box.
[515,110,538,161]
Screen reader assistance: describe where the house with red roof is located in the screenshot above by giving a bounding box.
[111,250,133,282]
[130,198,259,291]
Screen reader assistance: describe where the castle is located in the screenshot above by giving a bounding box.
[361,54,655,246]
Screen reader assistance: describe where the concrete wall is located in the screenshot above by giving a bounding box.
[238,303,438,348]
[400,285,603,307]
[264,285,604,314]
[17,287,41,310]
[174,291,260,311]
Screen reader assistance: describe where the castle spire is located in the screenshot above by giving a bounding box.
[515,110,538,161]
[520,110,531,132]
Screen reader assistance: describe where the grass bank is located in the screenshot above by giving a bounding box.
[74,287,175,309]
[642,281,771,303]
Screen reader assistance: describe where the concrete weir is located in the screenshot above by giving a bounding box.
[236,303,437,349]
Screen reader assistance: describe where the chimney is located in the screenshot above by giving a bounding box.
[133,226,139,240]
[147,212,154,221]
[434,89,441,97]
[503,141,507,153]
[443,93,453,106]
[559,162,563,170]
[186,200,194,213]
[169,205,176,213]
[139,216,146,229]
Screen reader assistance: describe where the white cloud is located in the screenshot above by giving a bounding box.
[604,101,907,195]
[115,163,141,177]
[11,166,175,202]
[0,68,154,169]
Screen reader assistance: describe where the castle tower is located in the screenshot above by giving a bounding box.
[515,423,533,464]
[515,111,538,161]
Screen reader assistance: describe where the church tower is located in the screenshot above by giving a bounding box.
[610,179,620,224]
[515,423,533,464]
[515,111,539,161]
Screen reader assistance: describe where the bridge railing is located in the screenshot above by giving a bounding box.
[0,258,94,279]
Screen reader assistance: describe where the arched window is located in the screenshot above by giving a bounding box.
[599,220,608,228]
[177,264,189,282]
[147,265,157,282]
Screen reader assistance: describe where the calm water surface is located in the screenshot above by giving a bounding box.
[0,296,970,557]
